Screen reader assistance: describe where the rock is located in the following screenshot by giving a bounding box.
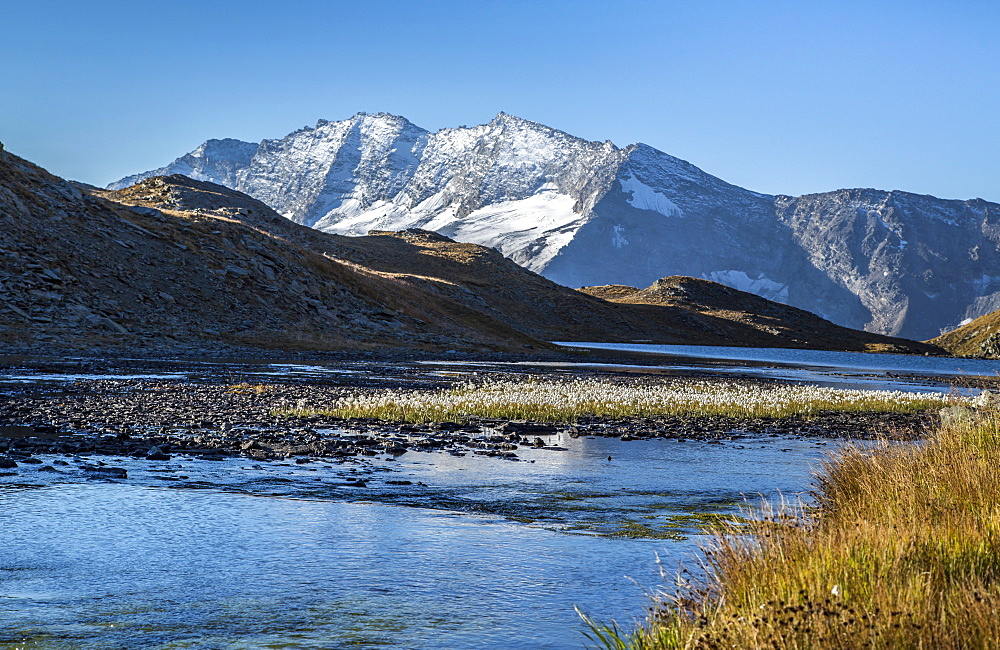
[146,447,171,461]
[0,459,17,468]
[83,466,128,478]
[502,421,559,435]
[20,457,43,464]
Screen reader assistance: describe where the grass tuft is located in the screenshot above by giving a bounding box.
[596,397,1000,648]
[227,382,271,394]
[276,377,953,423]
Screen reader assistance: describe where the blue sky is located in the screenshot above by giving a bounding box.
[3,0,997,201]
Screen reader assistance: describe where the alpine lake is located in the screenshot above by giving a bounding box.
[3,344,998,649]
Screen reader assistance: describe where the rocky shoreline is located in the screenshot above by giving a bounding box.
[0,370,936,471]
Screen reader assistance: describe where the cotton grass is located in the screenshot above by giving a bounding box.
[280,377,953,423]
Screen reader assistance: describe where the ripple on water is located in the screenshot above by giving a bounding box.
[0,483,676,649]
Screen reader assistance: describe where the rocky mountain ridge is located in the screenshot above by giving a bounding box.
[0,146,536,353]
[2,145,939,355]
[111,112,1000,340]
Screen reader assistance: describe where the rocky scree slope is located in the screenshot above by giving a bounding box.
[111,112,1000,341]
[105,175,940,354]
[581,277,942,354]
[0,145,545,353]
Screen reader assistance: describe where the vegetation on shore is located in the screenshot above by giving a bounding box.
[277,377,952,423]
[586,395,1000,648]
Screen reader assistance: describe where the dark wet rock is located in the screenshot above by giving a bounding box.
[0,459,16,468]
[502,421,558,435]
[83,466,128,478]
[146,447,171,461]
[385,480,412,485]
[38,465,60,472]
[21,457,43,464]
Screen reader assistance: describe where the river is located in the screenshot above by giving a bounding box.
[0,347,966,648]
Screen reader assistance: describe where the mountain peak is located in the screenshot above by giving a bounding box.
[488,112,550,131]
[108,111,1000,340]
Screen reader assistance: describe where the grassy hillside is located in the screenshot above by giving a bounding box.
[929,310,1000,358]
[583,276,943,354]
[0,153,537,353]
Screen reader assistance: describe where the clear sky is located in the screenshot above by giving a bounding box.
[2,0,997,201]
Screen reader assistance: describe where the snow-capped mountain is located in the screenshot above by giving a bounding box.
[110,112,1000,340]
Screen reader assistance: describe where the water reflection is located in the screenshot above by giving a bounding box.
[552,341,1000,392]
[0,485,667,649]
[0,433,838,648]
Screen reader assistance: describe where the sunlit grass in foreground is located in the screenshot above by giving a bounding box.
[584,397,1000,648]
[277,377,953,423]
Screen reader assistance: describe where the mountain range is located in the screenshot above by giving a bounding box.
[0,142,938,355]
[111,112,1000,341]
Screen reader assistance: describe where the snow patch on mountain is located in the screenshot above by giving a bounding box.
[619,173,682,217]
[704,270,789,304]
[109,138,258,191]
[611,224,628,248]
[444,189,583,271]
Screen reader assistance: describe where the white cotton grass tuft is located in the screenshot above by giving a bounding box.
[279,377,958,423]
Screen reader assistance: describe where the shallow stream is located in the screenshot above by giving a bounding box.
[0,349,953,648]
[1,432,832,648]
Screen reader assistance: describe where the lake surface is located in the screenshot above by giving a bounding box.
[0,433,833,648]
[553,341,1000,392]
[0,349,941,647]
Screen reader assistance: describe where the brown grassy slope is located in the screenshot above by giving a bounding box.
[582,276,944,354]
[309,228,942,351]
[0,150,537,352]
[102,175,942,353]
[929,310,1000,358]
[102,176,759,347]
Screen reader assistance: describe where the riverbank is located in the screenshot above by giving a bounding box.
[0,372,944,467]
[0,352,985,647]
[603,397,1000,648]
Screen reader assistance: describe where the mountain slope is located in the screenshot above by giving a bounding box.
[110,113,1000,341]
[930,311,1000,358]
[582,276,939,354]
[97,174,940,354]
[0,146,542,352]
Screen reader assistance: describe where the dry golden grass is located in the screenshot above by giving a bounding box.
[227,382,271,394]
[594,398,1000,648]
